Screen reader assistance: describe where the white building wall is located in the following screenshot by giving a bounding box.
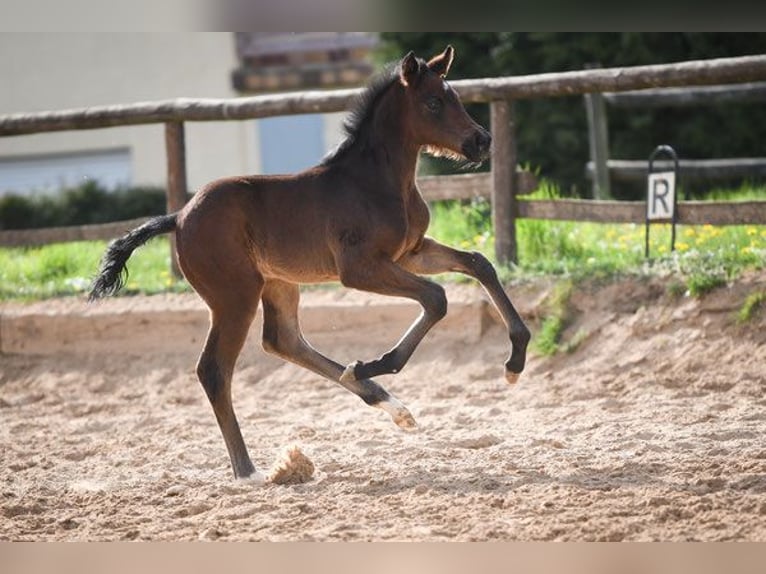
[0,33,263,194]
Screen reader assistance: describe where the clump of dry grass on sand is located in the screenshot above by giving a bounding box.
[267,445,315,485]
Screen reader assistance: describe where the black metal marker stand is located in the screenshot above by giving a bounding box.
[645,145,680,258]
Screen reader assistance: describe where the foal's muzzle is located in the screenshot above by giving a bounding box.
[461,129,492,163]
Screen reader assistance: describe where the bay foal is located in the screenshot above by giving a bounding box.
[90,46,530,479]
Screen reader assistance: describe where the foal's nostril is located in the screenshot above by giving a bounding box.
[475,131,492,154]
[462,129,493,161]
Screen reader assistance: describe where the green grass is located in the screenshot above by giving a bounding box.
[1,181,765,301]
[429,181,766,292]
[429,196,493,254]
[737,290,766,324]
[0,238,188,300]
[531,279,574,356]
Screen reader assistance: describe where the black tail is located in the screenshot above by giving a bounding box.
[88,213,178,301]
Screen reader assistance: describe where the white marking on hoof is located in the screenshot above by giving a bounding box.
[505,370,520,385]
[237,470,266,484]
[376,397,417,430]
[339,362,359,385]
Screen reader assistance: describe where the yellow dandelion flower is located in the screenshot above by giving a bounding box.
[684,228,696,237]
[676,242,689,252]
[746,227,758,236]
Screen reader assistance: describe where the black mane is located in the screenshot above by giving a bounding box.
[321,63,400,166]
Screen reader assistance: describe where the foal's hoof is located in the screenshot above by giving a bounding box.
[393,409,418,430]
[340,361,362,384]
[505,369,521,385]
[376,397,417,430]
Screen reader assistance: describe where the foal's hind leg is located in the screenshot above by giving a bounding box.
[399,238,530,383]
[260,280,416,429]
[196,286,263,479]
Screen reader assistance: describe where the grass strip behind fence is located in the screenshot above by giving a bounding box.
[1,183,765,301]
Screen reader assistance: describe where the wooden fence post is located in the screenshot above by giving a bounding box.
[165,121,187,278]
[490,99,518,266]
[584,63,611,199]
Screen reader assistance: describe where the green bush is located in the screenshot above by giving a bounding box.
[0,195,46,229]
[0,181,166,230]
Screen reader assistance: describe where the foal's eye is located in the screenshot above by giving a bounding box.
[425,97,443,114]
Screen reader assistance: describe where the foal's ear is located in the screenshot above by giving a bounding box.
[399,51,421,86]
[427,45,454,78]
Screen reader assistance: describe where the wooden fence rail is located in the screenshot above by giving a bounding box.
[586,158,766,183]
[2,55,766,137]
[0,217,153,248]
[0,171,538,248]
[585,77,766,198]
[2,54,766,265]
[519,199,766,226]
[5,195,764,249]
[602,81,766,108]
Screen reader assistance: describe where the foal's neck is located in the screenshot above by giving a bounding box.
[367,86,420,193]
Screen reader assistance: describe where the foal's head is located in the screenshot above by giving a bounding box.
[398,45,492,164]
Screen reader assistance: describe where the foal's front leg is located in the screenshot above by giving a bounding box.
[337,256,448,383]
[398,238,530,384]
